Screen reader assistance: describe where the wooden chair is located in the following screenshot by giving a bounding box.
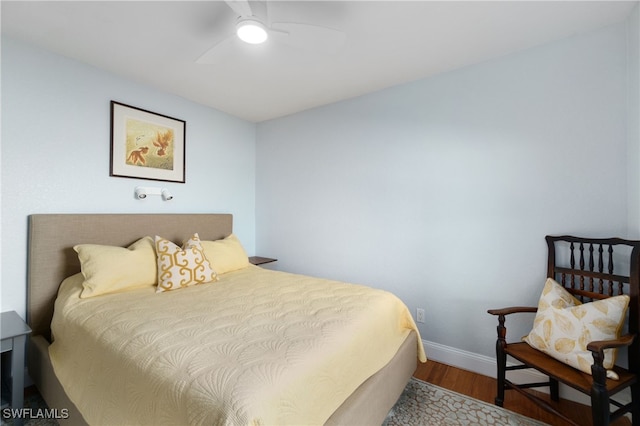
[488,236,639,426]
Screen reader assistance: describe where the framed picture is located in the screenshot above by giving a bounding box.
[110,101,186,183]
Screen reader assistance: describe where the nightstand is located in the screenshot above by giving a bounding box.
[1,311,32,426]
[249,256,277,266]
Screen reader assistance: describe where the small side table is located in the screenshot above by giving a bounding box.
[249,256,277,266]
[1,311,32,426]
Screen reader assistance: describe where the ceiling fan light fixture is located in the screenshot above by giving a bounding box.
[236,19,268,44]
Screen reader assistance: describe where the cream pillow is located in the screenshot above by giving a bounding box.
[523,278,629,380]
[74,236,157,298]
[155,233,218,293]
[200,234,249,274]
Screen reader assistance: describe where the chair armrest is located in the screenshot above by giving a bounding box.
[488,307,538,342]
[587,333,635,354]
[588,334,635,385]
[487,306,538,316]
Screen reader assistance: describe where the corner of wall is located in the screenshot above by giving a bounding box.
[628,3,640,237]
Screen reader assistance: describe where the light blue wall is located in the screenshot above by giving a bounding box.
[1,37,257,317]
[256,22,630,358]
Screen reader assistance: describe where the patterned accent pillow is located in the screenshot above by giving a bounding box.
[523,278,629,380]
[155,233,218,293]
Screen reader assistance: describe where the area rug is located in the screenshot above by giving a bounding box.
[2,378,548,426]
[384,378,549,426]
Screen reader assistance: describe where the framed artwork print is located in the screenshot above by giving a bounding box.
[110,101,186,183]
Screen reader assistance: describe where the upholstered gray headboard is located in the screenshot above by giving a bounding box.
[27,214,233,340]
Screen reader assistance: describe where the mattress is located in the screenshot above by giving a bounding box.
[49,265,426,425]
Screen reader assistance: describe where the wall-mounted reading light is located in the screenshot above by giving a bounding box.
[161,188,173,201]
[134,187,147,199]
[134,186,174,201]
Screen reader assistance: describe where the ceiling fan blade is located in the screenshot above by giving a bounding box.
[224,0,252,18]
[196,34,237,64]
[270,22,346,55]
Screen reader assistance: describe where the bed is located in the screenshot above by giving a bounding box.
[26,213,425,425]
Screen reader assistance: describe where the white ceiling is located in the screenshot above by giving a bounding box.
[2,1,637,122]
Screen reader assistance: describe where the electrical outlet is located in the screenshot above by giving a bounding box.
[416,308,425,323]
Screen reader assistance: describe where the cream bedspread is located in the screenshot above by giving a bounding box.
[50,266,426,426]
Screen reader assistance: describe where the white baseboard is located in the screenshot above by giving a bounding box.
[421,339,631,407]
[422,339,498,378]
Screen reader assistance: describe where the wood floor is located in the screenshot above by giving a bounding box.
[414,360,631,426]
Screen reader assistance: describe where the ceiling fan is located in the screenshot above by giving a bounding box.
[196,0,346,64]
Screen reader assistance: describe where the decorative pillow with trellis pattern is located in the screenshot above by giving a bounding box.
[155,233,218,293]
[523,278,629,379]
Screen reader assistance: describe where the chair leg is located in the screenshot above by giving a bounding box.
[631,382,639,426]
[495,344,506,406]
[550,378,559,401]
[590,359,610,426]
[495,314,507,407]
[590,393,609,426]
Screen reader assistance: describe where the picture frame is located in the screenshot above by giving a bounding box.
[110,101,186,183]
